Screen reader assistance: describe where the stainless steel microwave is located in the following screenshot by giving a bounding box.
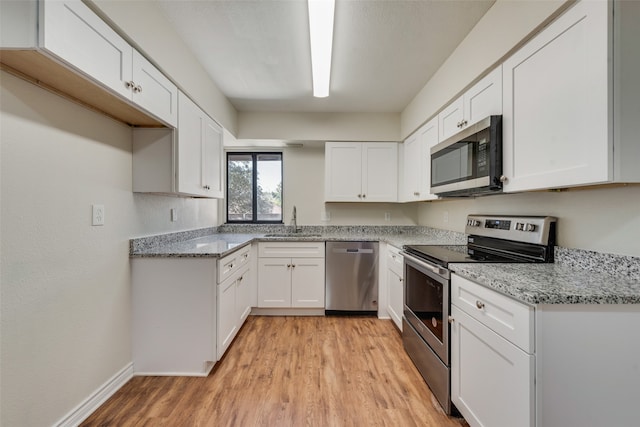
[430,115,503,197]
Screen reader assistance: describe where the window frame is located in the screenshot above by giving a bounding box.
[225,151,284,224]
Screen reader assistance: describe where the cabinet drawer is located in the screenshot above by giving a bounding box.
[218,244,251,283]
[387,244,404,276]
[451,274,534,353]
[258,242,325,258]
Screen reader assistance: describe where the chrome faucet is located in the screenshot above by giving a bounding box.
[291,205,298,233]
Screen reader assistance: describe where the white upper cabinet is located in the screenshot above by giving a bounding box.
[438,66,502,142]
[501,0,640,192]
[41,0,133,99]
[132,92,223,198]
[325,142,398,202]
[401,117,438,202]
[1,0,177,127]
[176,92,224,198]
[131,50,178,127]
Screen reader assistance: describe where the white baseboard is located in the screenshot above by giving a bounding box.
[53,362,133,427]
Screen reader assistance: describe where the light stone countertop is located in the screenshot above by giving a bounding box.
[129,226,466,258]
[451,262,640,305]
[130,226,640,305]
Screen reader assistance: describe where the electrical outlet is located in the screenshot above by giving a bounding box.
[92,204,105,226]
[384,212,391,221]
[171,208,178,222]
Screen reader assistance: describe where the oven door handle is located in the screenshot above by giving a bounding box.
[402,252,449,279]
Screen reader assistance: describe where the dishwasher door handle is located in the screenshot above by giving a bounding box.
[332,248,374,254]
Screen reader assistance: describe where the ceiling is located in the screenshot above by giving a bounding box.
[156,0,495,114]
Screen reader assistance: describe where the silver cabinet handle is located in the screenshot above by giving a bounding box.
[476,300,485,310]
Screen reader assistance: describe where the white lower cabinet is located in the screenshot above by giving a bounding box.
[385,245,404,330]
[217,245,253,360]
[451,274,535,427]
[257,242,325,308]
[450,305,534,427]
[132,258,216,376]
[451,272,640,427]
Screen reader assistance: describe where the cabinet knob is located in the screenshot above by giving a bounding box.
[135,84,142,93]
[203,185,210,190]
[239,276,243,281]
[125,80,135,89]
[399,278,403,282]
[499,175,508,183]
[287,264,292,268]
[448,316,455,323]
[362,194,366,199]
[476,300,485,310]
[357,194,362,198]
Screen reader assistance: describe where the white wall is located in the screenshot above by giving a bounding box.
[238,111,400,142]
[418,186,640,257]
[0,71,218,427]
[401,0,569,138]
[88,0,238,134]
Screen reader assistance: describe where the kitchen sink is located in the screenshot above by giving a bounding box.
[264,233,323,238]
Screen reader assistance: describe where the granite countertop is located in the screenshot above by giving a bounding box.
[129,225,467,258]
[451,262,640,305]
[130,226,640,306]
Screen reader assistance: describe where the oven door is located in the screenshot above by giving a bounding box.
[403,253,449,365]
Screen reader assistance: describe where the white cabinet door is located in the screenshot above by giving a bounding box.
[217,274,237,360]
[176,92,223,198]
[402,118,438,202]
[418,117,438,200]
[451,305,534,427]
[386,267,403,330]
[401,133,420,202]
[132,50,178,127]
[202,117,224,198]
[463,66,502,130]
[502,0,609,192]
[325,142,363,201]
[362,142,398,202]
[438,67,502,142]
[177,92,204,196]
[41,0,132,99]
[257,258,292,308]
[236,267,253,323]
[438,97,464,142]
[291,258,325,308]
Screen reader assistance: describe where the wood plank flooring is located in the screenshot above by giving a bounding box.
[82,316,468,426]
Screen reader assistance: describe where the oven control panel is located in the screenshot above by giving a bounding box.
[465,215,556,245]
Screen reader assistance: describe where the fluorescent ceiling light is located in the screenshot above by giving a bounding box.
[308,0,335,98]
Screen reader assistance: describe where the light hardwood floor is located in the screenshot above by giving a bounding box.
[82,316,468,426]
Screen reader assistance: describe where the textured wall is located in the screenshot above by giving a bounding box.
[0,71,218,426]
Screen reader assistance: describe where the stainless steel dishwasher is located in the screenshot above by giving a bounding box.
[325,241,379,315]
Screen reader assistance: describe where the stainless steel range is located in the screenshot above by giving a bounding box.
[401,215,557,414]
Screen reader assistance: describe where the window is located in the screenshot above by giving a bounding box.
[226,152,283,223]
